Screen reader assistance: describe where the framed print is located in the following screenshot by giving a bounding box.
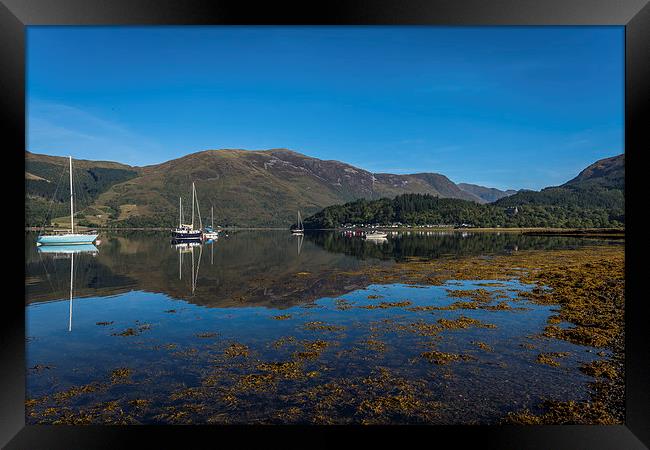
[2,0,649,448]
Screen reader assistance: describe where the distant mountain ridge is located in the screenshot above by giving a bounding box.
[303,153,624,229]
[495,154,624,208]
[457,183,517,203]
[26,148,489,227]
[25,150,623,228]
[492,153,624,225]
[564,154,624,189]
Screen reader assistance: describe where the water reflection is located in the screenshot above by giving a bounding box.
[176,242,203,295]
[26,230,620,311]
[37,244,99,255]
[296,233,304,255]
[35,244,99,332]
[24,231,621,424]
[309,230,617,261]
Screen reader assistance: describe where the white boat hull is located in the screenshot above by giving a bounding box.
[37,234,98,245]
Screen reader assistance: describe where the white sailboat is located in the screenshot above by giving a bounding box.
[36,156,99,246]
[291,211,304,235]
[203,206,219,239]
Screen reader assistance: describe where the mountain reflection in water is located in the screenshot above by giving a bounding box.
[26,230,619,310]
[24,230,623,425]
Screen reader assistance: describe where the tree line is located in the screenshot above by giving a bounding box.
[302,192,624,229]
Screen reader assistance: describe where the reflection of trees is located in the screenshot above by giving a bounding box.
[26,230,621,309]
[26,236,136,303]
[25,231,365,308]
[306,231,616,262]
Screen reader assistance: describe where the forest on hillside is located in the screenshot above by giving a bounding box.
[302,193,624,229]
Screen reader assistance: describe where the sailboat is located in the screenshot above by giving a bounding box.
[172,182,202,241]
[203,206,219,239]
[36,156,99,246]
[291,211,304,235]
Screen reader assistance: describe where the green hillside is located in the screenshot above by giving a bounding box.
[25,150,623,229]
[302,194,621,229]
[25,152,139,228]
[303,154,625,229]
[26,149,481,228]
[494,154,624,224]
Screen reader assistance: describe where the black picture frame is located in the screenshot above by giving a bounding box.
[3,0,649,448]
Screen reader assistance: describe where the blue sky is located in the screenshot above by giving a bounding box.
[27,26,623,190]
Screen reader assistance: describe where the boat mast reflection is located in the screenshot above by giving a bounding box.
[175,242,203,296]
[297,234,303,256]
[36,244,99,331]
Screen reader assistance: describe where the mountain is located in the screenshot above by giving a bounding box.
[494,154,624,223]
[27,149,622,229]
[25,149,482,228]
[25,151,140,228]
[457,183,517,203]
[563,154,624,189]
[304,154,625,229]
[490,153,624,225]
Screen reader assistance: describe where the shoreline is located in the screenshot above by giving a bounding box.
[26,226,625,235]
[24,227,288,232]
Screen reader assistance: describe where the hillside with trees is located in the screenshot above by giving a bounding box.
[302,154,624,229]
[301,193,622,229]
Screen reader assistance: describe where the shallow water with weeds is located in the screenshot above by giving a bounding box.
[25,230,623,424]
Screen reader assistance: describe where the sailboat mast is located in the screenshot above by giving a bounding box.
[191,182,195,230]
[211,206,214,229]
[179,197,182,227]
[196,187,202,230]
[69,156,74,234]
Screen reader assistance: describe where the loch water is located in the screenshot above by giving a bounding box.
[25,230,622,424]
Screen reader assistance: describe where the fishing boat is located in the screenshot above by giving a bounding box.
[291,211,304,235]
[364,230,388,240]
[172,182,202,242]
[36,156,98,246]
[203,206,219,239]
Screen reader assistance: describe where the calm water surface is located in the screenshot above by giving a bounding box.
[25,230,621,424]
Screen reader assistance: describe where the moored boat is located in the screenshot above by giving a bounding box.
[364,230,388,240]
[36,156,98,246]
[172,182,203,241]
[37,233,99,246]
[291,210,304,235]
[203,206,219,239]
